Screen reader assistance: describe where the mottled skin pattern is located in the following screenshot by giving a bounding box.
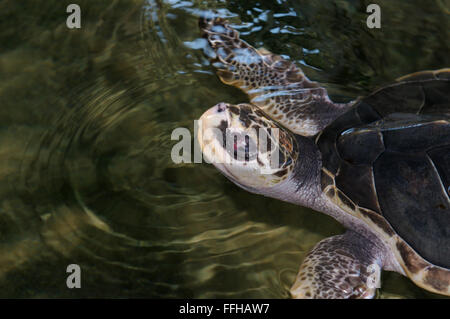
[199,18,350,136]
[291,231,381,299]
[197,17,450,298]
[225,103,299,180]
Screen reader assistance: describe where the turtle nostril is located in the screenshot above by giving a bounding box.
[217,103,227,113]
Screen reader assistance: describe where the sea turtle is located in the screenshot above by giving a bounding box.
[196,17,450,298]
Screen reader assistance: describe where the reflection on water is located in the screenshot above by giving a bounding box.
[0,0,448,298]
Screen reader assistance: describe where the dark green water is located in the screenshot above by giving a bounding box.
[0,0,448,298]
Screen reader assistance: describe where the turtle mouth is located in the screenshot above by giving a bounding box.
[197,102,236,168]
[197,103,243,183]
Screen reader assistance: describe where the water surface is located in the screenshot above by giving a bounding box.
[0,0,449,298]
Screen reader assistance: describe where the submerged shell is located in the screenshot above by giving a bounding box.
[318,70,450,269]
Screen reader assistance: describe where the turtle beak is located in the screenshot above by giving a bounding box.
[197,102,230,165]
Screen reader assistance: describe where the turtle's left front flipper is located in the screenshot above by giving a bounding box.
[199,17,351,136]
[290,231,383,299]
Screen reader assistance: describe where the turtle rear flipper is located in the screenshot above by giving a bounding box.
[199,17,350,136]
[290,231,382,299]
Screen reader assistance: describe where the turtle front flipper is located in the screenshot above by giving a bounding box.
[290,231,383,299]
[199,17,351,136]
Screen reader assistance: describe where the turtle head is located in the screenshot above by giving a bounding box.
[197,102,298,190]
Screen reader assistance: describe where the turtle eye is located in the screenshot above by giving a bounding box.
[235,135,256,161]
[227,132,257,161]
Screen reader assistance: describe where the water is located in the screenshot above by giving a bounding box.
[0,0,448,298]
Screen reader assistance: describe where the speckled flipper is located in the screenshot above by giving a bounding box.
[290,231,382,299]
[199,17,350,136]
